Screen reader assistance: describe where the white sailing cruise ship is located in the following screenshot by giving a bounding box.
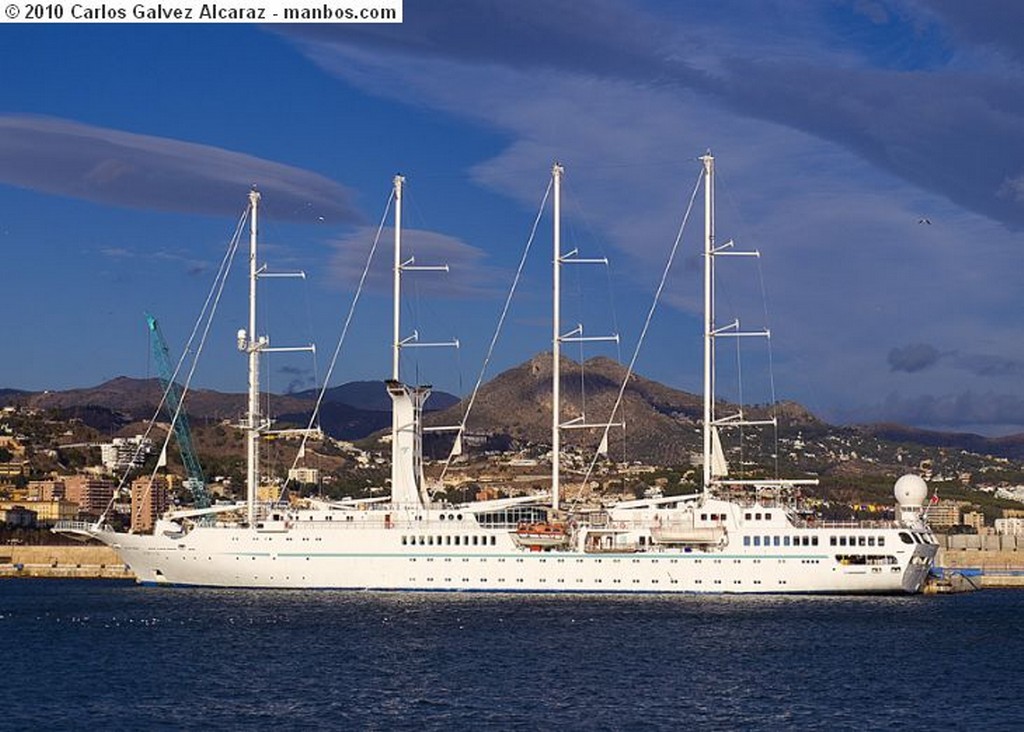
[58,155,938,593]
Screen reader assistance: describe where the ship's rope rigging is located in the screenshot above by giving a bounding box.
[568,165,705,509]
[714,170,783,483]
[283,188,396,487]
[438,176,553,482]
[102,204,250,526]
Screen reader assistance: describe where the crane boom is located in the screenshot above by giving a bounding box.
[146,313,211,509]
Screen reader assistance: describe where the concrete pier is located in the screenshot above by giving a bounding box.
[0,545,133,580]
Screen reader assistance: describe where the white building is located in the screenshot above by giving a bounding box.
[100,436,154,472]
[994,517,1024,536]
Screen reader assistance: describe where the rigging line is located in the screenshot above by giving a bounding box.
[755,255,781,479]
[143,210,247,514]
[438,176,554,482]
[568,167,704,510]
[284,190,395,486]
[106,206,249,524]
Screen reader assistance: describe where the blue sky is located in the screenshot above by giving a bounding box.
[3,1,1024,436]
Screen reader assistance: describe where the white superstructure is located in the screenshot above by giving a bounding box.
[57,158,938,593]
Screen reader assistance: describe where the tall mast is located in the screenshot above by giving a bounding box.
[701,153,714,498]
[246,188,261,526]
[552,163,563,512]
[392,174,404,381]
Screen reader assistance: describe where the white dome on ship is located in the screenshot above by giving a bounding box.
[894,474,928,507]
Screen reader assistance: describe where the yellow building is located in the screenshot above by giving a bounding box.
[925,499,963,529]
[0,499,78,525]
[27,480,65,501]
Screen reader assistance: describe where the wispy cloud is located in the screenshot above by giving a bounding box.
[99,244,211,276]
[0,115,362,224]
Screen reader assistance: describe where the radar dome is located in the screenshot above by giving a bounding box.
[894,474,928,507]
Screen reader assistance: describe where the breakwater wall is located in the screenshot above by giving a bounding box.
[0,545,133,580]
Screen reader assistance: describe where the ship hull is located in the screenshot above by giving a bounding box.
[80,521,937,595]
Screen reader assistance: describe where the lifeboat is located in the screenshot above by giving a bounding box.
[650,524,726,545]
[512,521,570,549]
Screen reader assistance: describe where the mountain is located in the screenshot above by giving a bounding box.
[292,380,459,413]
[1,376,458,440]
[6,361,1024,468]
[425,353,823,465]
[861,423,1024,462]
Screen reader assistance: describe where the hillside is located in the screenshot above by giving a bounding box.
[5,358,1024,475]
[426,354,822,466]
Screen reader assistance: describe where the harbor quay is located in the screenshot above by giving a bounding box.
[0,544,132,579]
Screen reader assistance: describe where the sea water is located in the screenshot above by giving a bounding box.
[3,580,1022,730]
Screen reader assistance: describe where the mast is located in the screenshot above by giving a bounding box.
[246,188,261,526]
[552,163,563,512]
[387,174,457,507]
[699,152,796,498]
[550,164,619,514]
[701,153,714,499]
[392,175,404,381]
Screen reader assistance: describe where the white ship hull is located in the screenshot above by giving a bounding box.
[70,502,937,594]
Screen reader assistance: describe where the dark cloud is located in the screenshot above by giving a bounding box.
[875,390,1024,429]
[888,343,941,372]
[279,365,315,394]
[0,115,362,224]
[888,343,1024,377]
[951,352,1024,377]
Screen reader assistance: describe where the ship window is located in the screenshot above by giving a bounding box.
[755,513,762,520]
[839,537,847,546]
[773,536,780,546]
[472,536,479,546]
[868,537,875,547]
[811,537,818,546]
[753,536,761,546]
[402,536,408,545]
[743,536,750,546]
[491,536,496,546]
[701,513,707,521]
[878,537,885,547]
[427,536,434,546]
[745,513,752,521]
[830,536,837,546]
[899,532,913,544]
[764,536,770,546]
[784,536,791,546]
[765,513,772,520]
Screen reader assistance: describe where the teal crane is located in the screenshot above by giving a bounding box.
[146,313,211,509]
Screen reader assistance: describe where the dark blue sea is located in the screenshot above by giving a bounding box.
[3,580,1023,730]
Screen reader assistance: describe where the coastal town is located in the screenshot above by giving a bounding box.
[3,396,1024,586]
